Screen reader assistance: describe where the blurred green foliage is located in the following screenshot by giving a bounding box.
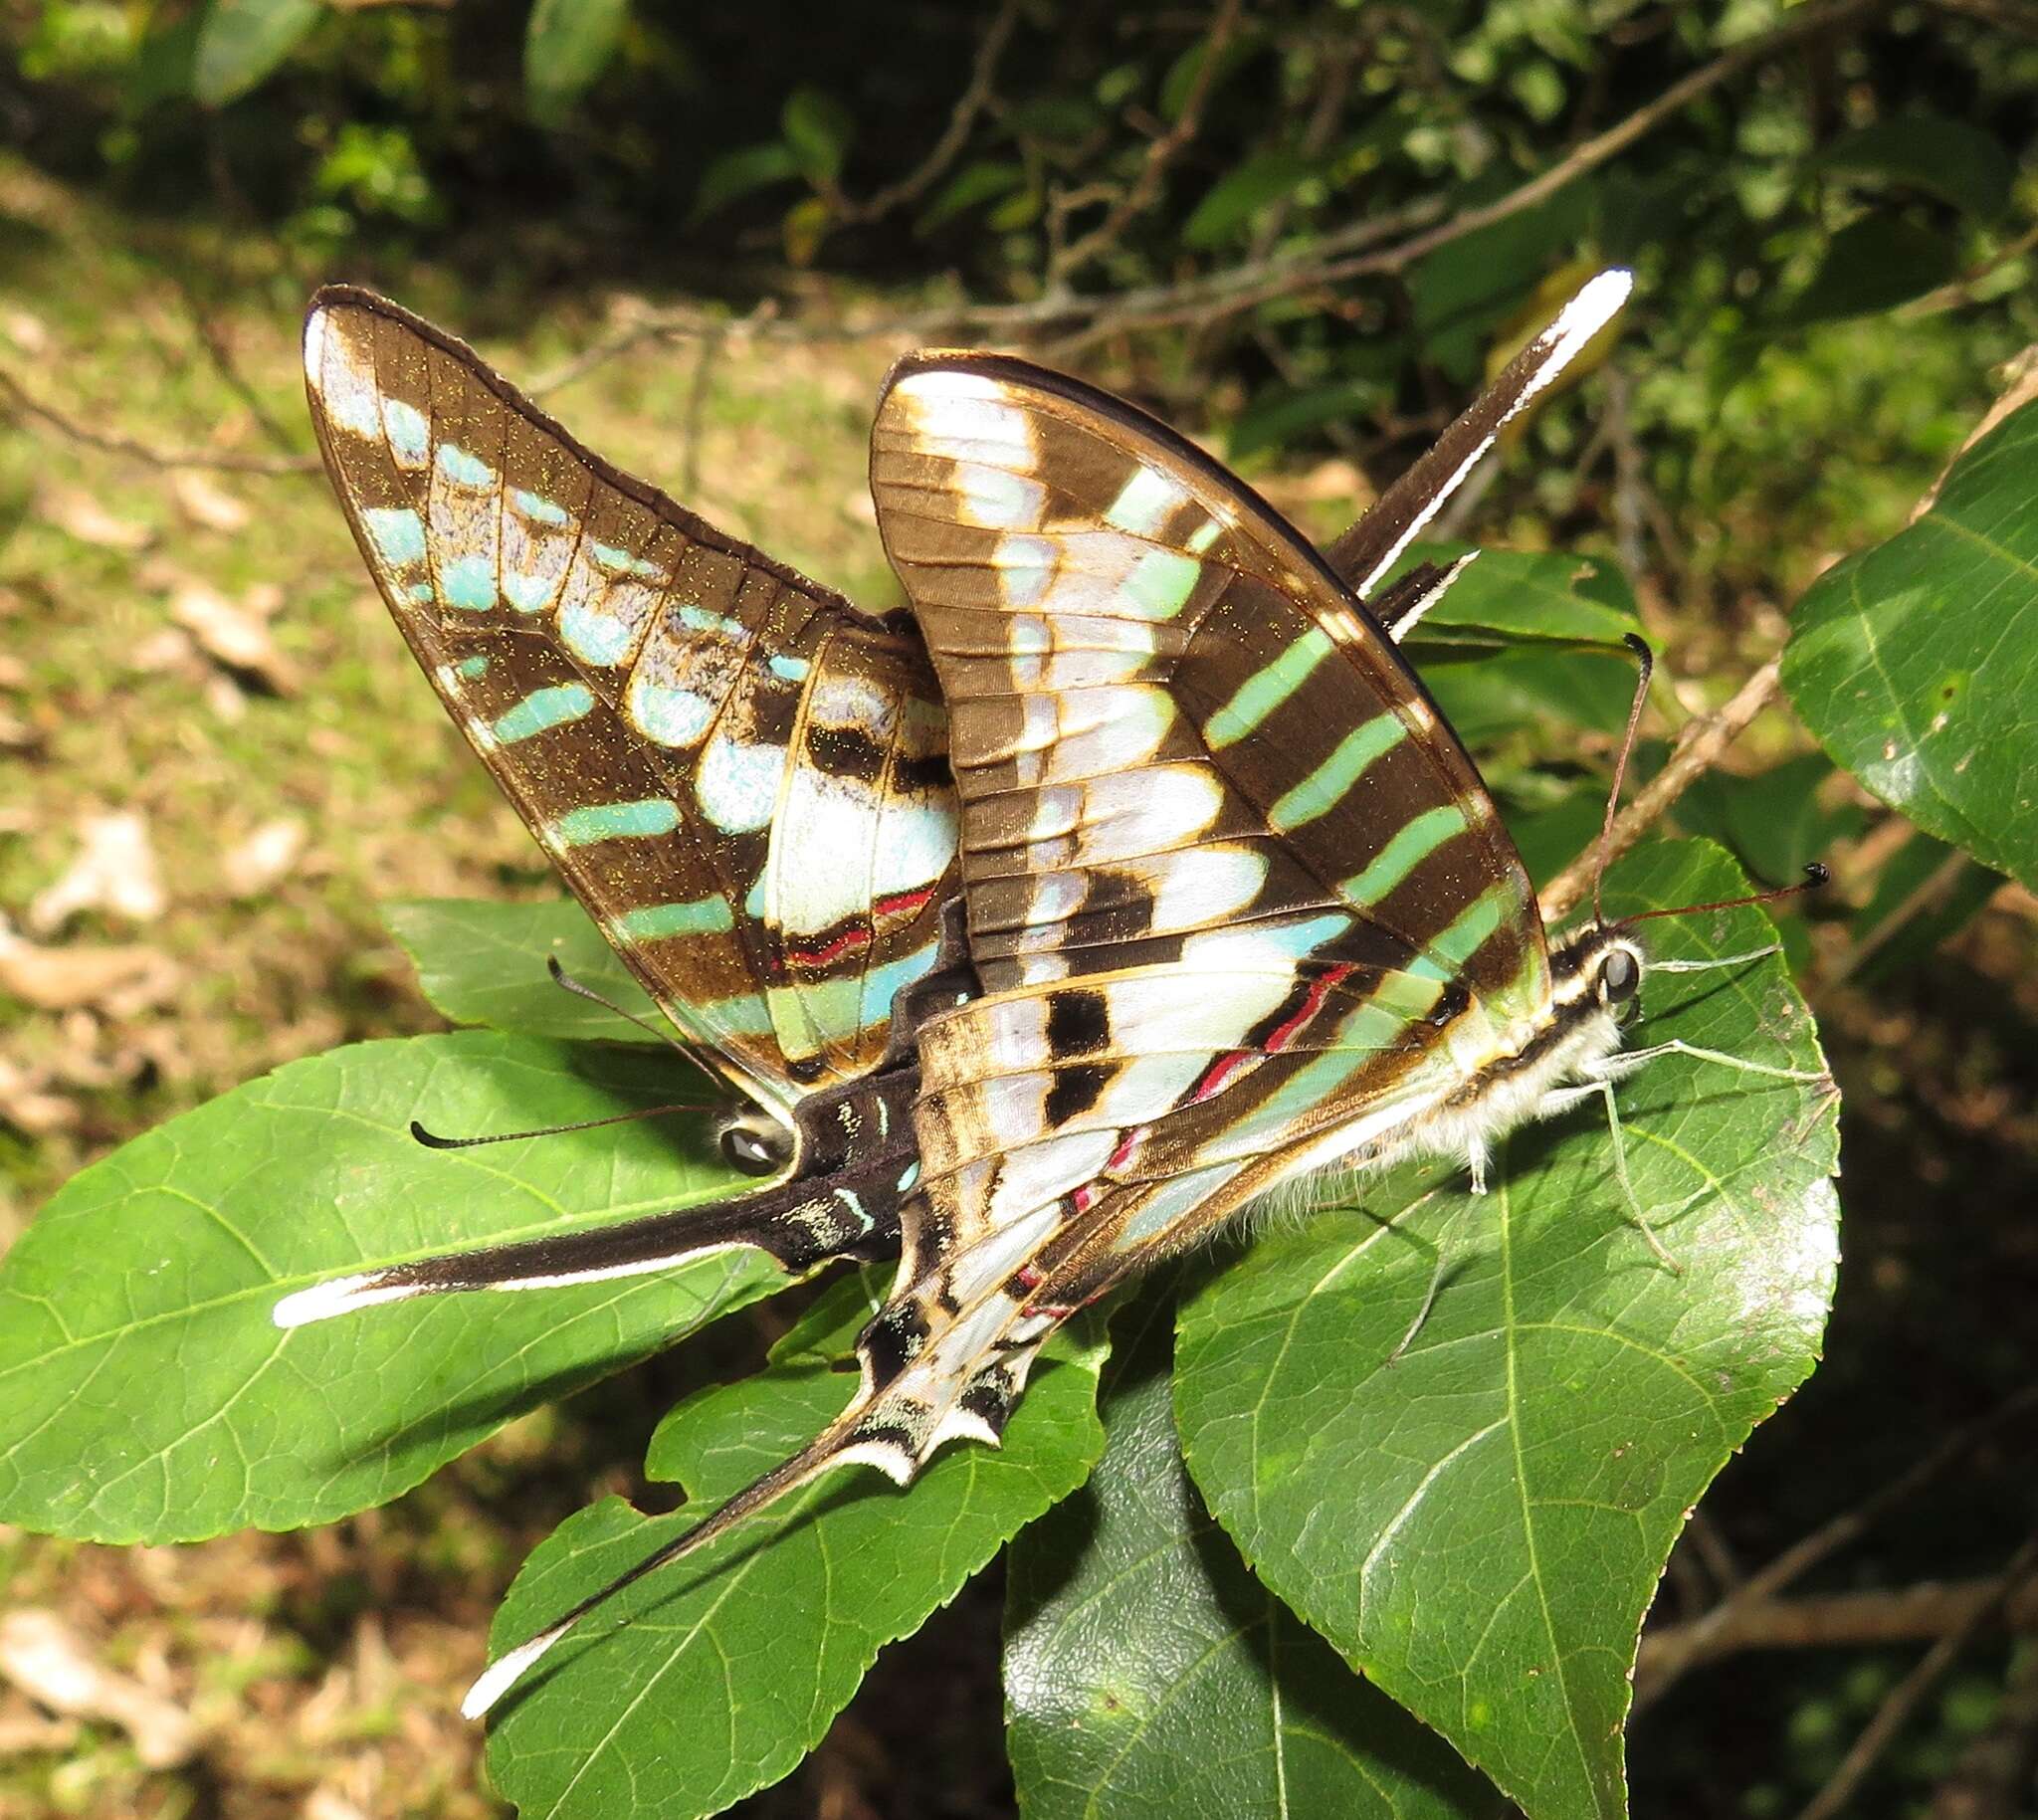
[12,0,2035,603]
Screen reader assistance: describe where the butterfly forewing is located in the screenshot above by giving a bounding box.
[304,290,958,1118]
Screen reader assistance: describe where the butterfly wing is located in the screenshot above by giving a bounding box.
[304,289,958,1124]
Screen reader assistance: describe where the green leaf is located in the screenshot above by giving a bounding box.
[780,86,854,184]
[1391,544,1641,649]
[1175,841,1840,1820]
[1006,1290,1502,1819]
[1815,113,2013,219]
[691,140,801,222]
[1182,149,1315,249]
[524,0,631,128]
[383,899,663,1044]
[484,1318,1108,1819]
[1228,380,1385,465]
[1767,215,1961,329]
[1782,398,2038,890]
[1407,183,1597,381]
[1158,29,1259,122]
[191,0,320,106]
[917,159,1024,233]
[0,1031,782,1542]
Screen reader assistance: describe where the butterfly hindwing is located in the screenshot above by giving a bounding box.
[870,353,1548,1020]
[304,289,958,1120]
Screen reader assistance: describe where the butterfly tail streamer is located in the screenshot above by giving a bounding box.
[1326,268,1633,597]
[461,1414,873,1719]
[273,1155,913,1329]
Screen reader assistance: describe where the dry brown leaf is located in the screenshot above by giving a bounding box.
[0,926,180,1013]
[223,817,308,898]
[169,579,300,694]
[170,470,253,533]
[130,626,197,674]
[0,1057,78,1135]
[27,811,167,930]
[0,1609,200,1769]
[40,485,153,553]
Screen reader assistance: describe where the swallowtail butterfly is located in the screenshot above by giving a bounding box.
[287,272,1813,1722]
[279,286,1502,1328]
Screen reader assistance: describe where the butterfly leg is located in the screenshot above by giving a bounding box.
[1541,1077,1687,1274]
[1593,1040,1827,1086]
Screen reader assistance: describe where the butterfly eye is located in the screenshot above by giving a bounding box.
[1600,948,1640,1004]
[719,1121,789,1176]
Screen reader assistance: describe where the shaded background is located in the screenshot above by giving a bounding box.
[2,0,2036,1814]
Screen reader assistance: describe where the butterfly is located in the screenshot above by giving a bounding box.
[444,268,1818,1720]
[276,286,1500,1331]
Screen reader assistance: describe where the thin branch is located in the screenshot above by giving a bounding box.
[1538,659,1783,926]
[834,0,1023,227]
[1796,1532,2038,1820]
[1824,846,1973,987]
[1051,0,1245,285]
[0,367,318,477]
[1636,1383,2038,1708]
[172,271,300,454]
[678,323,727,500]
[1640,1575,2038,1671]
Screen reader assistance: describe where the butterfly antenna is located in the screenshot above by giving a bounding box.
[1623,862,1830,926]
[544,955,739,1098]
[1592,633,1655,926]
[408,1101,713,1150]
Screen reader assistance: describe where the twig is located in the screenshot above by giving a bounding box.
[1796,1532,2038,1820]
[834,0,1023,227]
[1051,0,1246,286]
[172,270,300,454]
[1640,1576,2038,1670]
[1538,659,1783,925]
[0,367,318,477]
[1635,1383,2038,1708]
[1824,846,1974,988]
[1056,0,1893,350]
[678,323,727,500]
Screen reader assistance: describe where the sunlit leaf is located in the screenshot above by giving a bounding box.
[1176,842,1840,1820]
[0,1032,782,1541]
[484,1312,1107,1819]
[192,0,320,106]
[525,0,631,128]
[383,898,663,1045]
[1782,398,2038,889]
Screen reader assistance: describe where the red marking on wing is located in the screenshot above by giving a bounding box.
[1192,962,1357,1104]
[786,922,874,968]
[874,886,936,921]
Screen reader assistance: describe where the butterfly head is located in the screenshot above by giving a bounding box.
[1550,923,1650,1029]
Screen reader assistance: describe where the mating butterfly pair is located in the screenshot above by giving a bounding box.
[284,270,1804,1718]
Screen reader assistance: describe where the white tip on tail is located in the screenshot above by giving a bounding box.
[1521,268,1634,407]
[463,1620,573,1719]
[273,1273,413,1329]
